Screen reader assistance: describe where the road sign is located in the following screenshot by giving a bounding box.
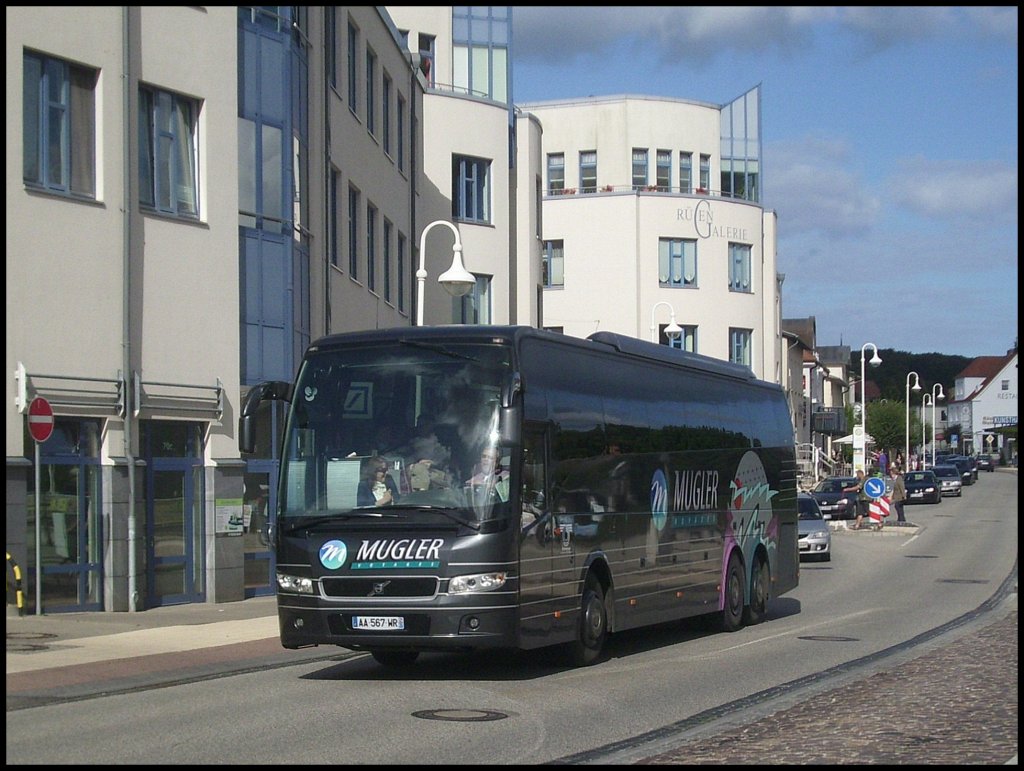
[28,397,54,443]
[863,476,887,500]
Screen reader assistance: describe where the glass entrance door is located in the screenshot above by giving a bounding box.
[141,421,204,607]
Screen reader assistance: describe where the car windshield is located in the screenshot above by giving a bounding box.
[933,466,958,479]
[798,497,823,520]
[814,479,848,493]
[905,472,931,483]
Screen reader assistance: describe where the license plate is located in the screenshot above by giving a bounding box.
[910,492,923,497]
[352,616,405,631]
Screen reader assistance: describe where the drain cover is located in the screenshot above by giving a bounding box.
[412,709,509,722]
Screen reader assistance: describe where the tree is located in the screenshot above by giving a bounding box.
[866,399,909,462]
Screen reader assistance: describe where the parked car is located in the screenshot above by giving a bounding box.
[809,475,859,520]
[974,454,994,472]
[946,455,976,485]
[931,464,963,497]
[902,470,942,505]
[798,493,831,562]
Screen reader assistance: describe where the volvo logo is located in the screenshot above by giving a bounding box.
[319,539,348,570]
[369,580,391,597]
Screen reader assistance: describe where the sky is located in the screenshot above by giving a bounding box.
[510,6,1018,359]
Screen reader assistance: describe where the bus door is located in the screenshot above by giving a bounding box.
[517,427,556,642]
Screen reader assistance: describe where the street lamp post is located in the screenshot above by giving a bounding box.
[416,219,476,326]
[931,383,945,467]
[649,301,682,344]
[921,393,933,468]
[857,343,882,472]
[905,372,921,472]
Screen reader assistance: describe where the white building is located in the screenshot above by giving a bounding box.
[946,350,1018,461]
[518,91,782,381]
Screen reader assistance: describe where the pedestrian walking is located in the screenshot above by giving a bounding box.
[890,465,908,525]
[877,449,888,476]
[843,469,870,530]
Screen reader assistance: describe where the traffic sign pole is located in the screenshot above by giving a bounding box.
[28,397,54,616]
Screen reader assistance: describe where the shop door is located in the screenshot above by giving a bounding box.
[141,421,204,607]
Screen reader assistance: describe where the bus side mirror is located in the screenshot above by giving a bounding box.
[500,406,520,446]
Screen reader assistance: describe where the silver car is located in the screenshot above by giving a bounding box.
[798,493,832,562]
[931,464,963,497]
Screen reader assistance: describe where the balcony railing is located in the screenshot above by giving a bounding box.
[544,184,754,201]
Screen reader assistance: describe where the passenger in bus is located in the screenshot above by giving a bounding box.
[402,414,453,490]
[357,456,399,506]
[466,447,510,502]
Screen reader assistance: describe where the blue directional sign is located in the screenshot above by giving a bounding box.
[864,476,887,500]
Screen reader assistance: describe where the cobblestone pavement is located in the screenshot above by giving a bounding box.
[636,610,1018,765]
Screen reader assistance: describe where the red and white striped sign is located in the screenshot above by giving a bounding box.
[27,397,55,443]
[868,496,890,522]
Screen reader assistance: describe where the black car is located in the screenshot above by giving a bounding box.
[809,475,859,520]
[902,470,942,505]
[974,454,994,472]
[946,455,976,486]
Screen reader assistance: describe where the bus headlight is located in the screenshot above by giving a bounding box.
[449,572,507,594]
[276,571,315,594]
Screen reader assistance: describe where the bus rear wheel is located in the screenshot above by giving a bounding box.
[567,574,608,666]
[719,552,746,633]
[742,553,769,626]
[370,649,420,667]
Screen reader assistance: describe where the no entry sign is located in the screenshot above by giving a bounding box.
[28,397,54,443]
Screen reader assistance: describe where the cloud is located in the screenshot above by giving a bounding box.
[512,6,1017,64]
[887,158,1019,220]
[766,137,881,237]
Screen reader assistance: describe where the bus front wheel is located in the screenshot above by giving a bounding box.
[719,552,746,633]
[567,573,608,666]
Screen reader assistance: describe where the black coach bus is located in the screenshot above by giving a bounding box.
[239,325,799,667]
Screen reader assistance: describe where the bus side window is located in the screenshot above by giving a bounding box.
[522,431,547,531]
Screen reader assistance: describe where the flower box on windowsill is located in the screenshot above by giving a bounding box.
[600,184,614,193]
[695,188,708,195]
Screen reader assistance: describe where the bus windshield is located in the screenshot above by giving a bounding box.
[279,340,514,524]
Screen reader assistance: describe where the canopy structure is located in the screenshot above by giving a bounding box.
[833,433,875,446]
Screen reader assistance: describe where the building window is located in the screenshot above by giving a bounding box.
[382,73,392,156]
[579,151,597,193]
[699,153,711,192]
[348,186,359,278]
[383,218,393,303]
[452,7,510,103]
[397,94,406,172]
[418,33,435,87]
[679,152,692,194]
[365,48,376,135]
[543,240,564,287]
[325,7,337,88]
[669,325,698,353]
[23,51,97,198]
[139,86,199,218]
[1001,379,1009,391]
[366,203,377,291]
[329,167,340,267]
[397,232,407,312]
[730,328,752,367]
[547,153,564,194]
[455,274,491,324]
[659,238,697,287]
[656,149,672,191]
[632,148,648,190]
[728,242,752,292]
[452,155,490,223]
[347,21,358,109]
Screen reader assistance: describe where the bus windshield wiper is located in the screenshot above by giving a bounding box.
[392,505,481,530]
[281,511,399,534]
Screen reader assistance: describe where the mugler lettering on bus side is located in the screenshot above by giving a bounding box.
[355,538,444,562]
[672,469,720,511]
